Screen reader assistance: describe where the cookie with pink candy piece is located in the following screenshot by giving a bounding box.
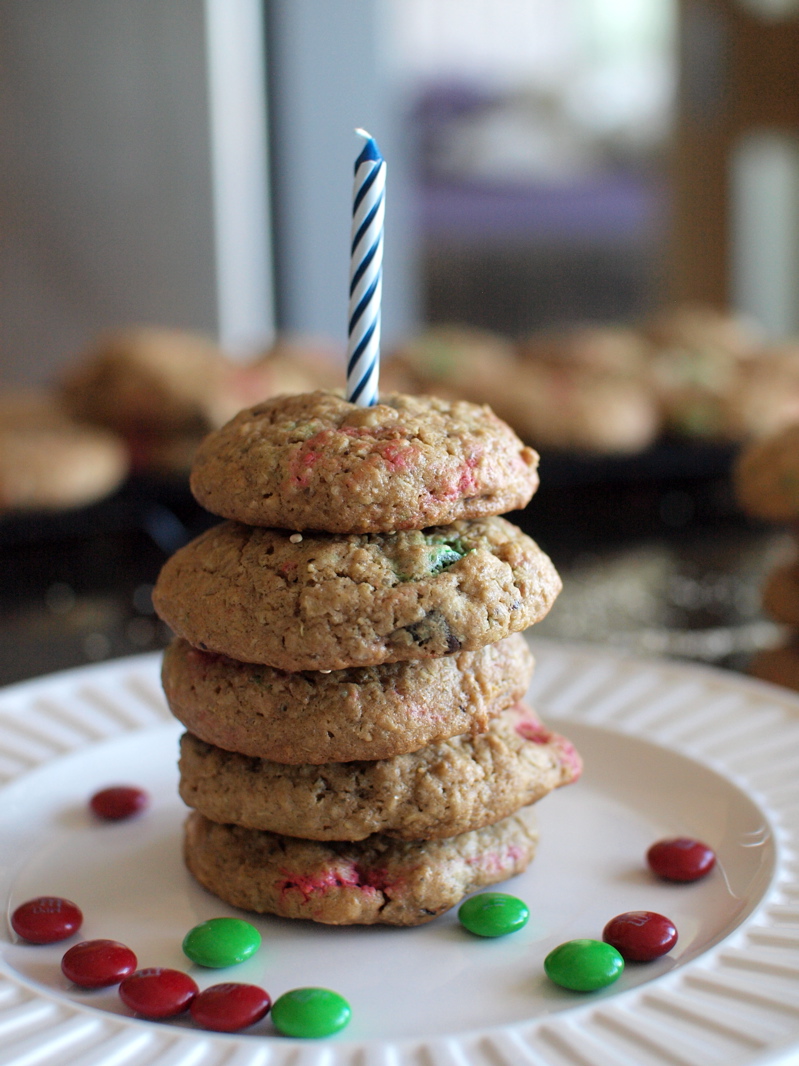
[188,390,539,533]
[183,805,539,926]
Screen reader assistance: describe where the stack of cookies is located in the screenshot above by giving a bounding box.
[153,391,580,925]
[735,423,799,690]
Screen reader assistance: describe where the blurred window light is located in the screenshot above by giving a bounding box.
[732,131,799,337]
[385,0,677,183]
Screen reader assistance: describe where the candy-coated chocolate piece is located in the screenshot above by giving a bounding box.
[270,987,351,1038]
[603,911,678,961]
[647,837,716,882]
[11,897,83,944]
[544,939,624,992]
[190,982,272,1032]
[61,939,137,988]
[458,892,529,937]
[119,968,198,1018]
[182,917,261,968]
[89,785,149,821]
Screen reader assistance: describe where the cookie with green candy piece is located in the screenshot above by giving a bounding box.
[152,516,561,672]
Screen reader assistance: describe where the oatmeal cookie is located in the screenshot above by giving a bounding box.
[188,391,539,532]
[60,326,234,437]
[0,390,128,512]
[178,703,581,841]
[749,641,799,692]
[735,423,799,522]
[478,362,660,454]
[762,559,799,626]
[162,633,534,763]
[183,806,539,926]
[152,517,561,671]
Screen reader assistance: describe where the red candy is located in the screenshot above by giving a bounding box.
[190,982,272,1032]
[61,939,137,988]
[647,837,716,882]
[89,786,149,821]
[11,897,83,944]
[119,968,198,1019]
[603,910,678,961]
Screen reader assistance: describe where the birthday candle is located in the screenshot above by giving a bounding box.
[347,129,386,407]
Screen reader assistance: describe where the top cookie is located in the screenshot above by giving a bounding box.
[189,391,539,532]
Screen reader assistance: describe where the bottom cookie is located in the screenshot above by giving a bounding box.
[183,807,538,927]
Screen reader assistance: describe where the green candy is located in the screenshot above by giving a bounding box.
[271,987,351,1038]
[426,543,464,574]
[544,939,624,992]
[458,892,529,937]
[182,917,261,968]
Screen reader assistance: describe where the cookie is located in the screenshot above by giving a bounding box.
[0,390,128,512]
[188,391,539,532]
[162,633,534,763]
[152,517,561,671]
[517,324,652,378]
[749,641,799,691]
[178,703,581,841]
[183,806,539,926]
[60,326,233,437]
[643,305,764,439]
[735,423,799,522]
[248,336,342,395]
[477,362,660,454]
[384,325,520,398]
[720,346,799,441]
[643,303,763,357]
[761,559,799,625]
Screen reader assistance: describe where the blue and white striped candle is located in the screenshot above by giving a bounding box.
[347,129,386,407]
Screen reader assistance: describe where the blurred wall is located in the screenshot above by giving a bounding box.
[0,0,274,386]
[266,0,420,353]
[0,2,211,383]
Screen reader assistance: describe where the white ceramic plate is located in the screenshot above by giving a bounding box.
[0,640,797,1066]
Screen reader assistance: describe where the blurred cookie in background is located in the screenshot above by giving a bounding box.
[723,345,799,441]
[642,304,765,440]
[383,324,519,401]
[60,326,342,475]
[517,323,652,379]
[0,389,128,513]
[509,323,660,453]
[248,334,342,387]
[482,360,661,454]
[60,326,232,439]
[749,639,799,693]
[734,421,799,523]
[385,322,660,454]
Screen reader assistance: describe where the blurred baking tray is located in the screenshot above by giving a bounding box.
[0,474,210,554]
[535,437,739,488]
